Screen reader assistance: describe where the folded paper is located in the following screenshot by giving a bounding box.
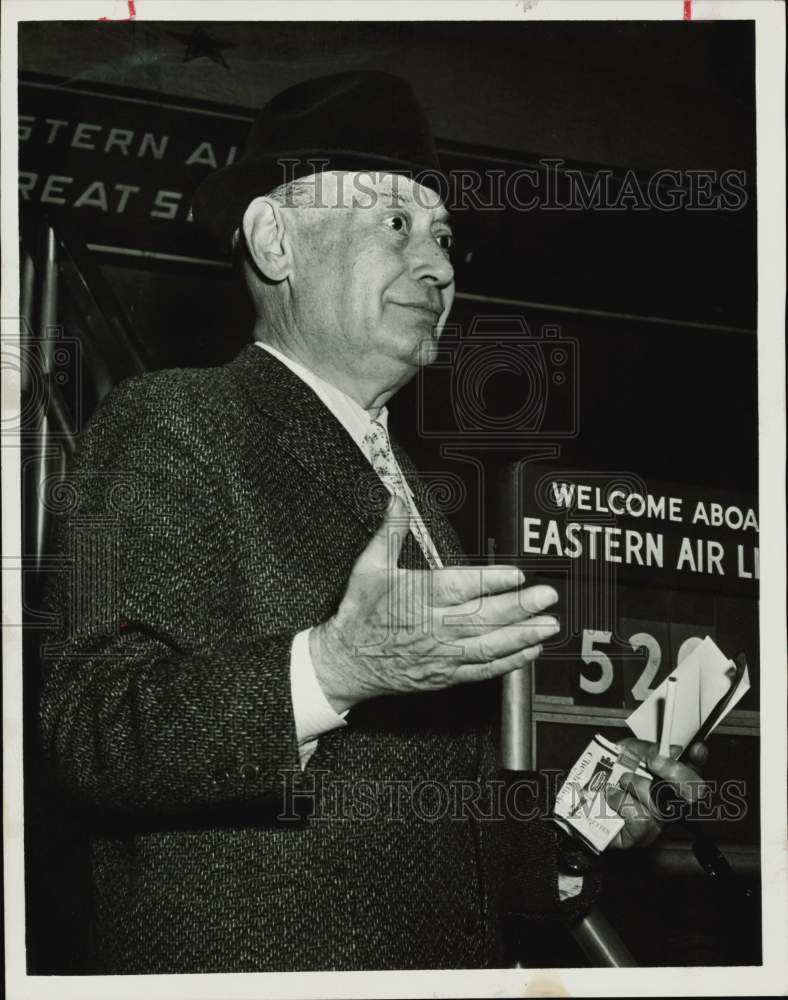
[554,637,749,854]
[626,635,750,752]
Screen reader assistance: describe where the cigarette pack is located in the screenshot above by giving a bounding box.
[553,735,652,854]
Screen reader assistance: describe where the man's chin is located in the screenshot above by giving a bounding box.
[380,325,439,366]
[399,333,439,368]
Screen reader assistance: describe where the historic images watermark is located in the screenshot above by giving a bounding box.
[269,158,749,214]
[273,770,750,827]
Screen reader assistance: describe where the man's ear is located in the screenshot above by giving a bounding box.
[242,196,293,282]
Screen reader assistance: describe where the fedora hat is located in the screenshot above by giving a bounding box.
[192,71,481,254]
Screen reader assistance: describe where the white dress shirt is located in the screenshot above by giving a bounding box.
[254,341,582,901]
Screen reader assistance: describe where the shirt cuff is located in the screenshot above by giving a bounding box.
[290,627,348,769]
[558,872,584,902]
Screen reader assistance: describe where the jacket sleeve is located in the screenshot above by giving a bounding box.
[494,768,604,928]
[38,373,306,818]
[472,683,602,927]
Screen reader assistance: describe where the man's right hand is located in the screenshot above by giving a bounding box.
[310,496,559,714]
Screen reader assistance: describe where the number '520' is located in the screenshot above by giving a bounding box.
[579,629,704,700]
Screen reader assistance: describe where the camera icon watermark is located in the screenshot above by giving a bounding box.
[417,315,579,442]
[1,319,84,438]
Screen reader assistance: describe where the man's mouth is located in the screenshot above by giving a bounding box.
[390,301,443,319]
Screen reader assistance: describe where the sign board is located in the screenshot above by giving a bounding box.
[17,72,757,331]
[498,463,759,716]
[18,71,250,261]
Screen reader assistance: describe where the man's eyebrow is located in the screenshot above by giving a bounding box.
[380,190,414,207]
[379,189,451,223]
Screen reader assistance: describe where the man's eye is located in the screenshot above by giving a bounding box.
[385,213,409,234]
[436,233,453,251]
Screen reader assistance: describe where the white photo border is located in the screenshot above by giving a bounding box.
[2,2,785,997]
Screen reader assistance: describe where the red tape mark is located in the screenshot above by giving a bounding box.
[683,0,692,19]
[98,0,136,20]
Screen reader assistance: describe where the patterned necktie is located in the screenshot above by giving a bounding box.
[363,419,443,569]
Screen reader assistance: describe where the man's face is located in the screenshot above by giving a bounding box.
[288,172,455,380]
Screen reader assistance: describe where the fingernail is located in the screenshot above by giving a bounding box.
[534,586,559,609]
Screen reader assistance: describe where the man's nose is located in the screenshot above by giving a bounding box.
[406,234,455,288]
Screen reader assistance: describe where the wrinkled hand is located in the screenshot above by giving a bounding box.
[606,738,710,849]
[311,496,560,714]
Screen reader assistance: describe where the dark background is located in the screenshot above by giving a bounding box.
[18,19,759,972]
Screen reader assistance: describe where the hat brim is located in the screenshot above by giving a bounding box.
[191,151,499,256]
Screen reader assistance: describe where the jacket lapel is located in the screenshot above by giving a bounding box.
[228,344,386,533]
[227,343,465,567]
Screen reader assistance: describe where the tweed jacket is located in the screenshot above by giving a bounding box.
[39,343,596,973]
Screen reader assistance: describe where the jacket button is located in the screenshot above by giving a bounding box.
[211,768,230,788]
[240,762,259,781]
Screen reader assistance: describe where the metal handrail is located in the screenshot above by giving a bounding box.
[22,211,149,394]
[19,210,150,584]
[501,666,639,967]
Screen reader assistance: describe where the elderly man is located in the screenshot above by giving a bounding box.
[40,71,706,974]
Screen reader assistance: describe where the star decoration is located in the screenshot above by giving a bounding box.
[166,27,236,69]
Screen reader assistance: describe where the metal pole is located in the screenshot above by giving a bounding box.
[20,249,36,394]
[500,667,533,770]
[32,225,59,576]
[40,225,59,364]
[500,660,638,967]
[571,906,638,967]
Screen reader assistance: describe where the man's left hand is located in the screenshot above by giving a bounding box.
[605,739,709,850]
